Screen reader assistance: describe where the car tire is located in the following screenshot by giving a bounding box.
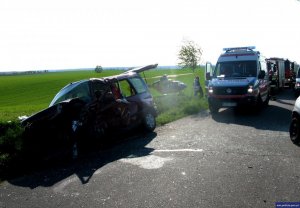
[255,95,263,111]
[290,117,300,143]
[143,112,156,132]
[263,93,270,107]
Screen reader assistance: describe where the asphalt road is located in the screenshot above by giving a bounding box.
[1,89,300,208]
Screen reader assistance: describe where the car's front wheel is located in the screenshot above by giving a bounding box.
[290,117,300,143]
[143,112,156,132]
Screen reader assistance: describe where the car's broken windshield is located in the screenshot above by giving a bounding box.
[214,61,257,78]
[49,81,91,106]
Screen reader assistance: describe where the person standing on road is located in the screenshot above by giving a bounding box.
[193,76,203,97]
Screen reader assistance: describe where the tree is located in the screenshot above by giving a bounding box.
[95,65,103,73]
[178,39,203,72]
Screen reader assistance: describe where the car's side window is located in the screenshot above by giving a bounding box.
[92,81,109,95]
[70,82,91,102]
[119,79,136,98]
[53,82,91,104]
[129,77,147,94]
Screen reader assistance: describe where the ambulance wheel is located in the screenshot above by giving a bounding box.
[255,95,263,111]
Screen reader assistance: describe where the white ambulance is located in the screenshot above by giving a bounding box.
[205,46,270,113]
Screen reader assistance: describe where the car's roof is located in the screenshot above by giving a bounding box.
[61,64,158,87]
[106,64,158,80]
[218,47,260,62]
[59,79,89,91]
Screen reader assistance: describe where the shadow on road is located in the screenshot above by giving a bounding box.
[210,90,295,132]
[7,131,156,189]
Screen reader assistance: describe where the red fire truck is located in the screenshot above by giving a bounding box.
[285,59,294,88]
[266,57,285,92]
[290,61,299,89]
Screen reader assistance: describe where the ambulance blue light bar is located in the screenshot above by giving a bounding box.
[223,46,256,52]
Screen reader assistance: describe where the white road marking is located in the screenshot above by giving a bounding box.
[153,149,203,152]
[53,149,204,193]
[119,155,172,169]
[119,149,204,169]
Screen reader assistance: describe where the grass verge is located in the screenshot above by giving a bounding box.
[155,94,207,125]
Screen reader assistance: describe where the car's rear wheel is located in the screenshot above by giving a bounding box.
[290,117,300,143]
[143,112,156,132]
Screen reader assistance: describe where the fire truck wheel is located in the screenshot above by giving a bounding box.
[290,117,300,143]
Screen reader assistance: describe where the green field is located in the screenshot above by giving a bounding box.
[0,68,207,123]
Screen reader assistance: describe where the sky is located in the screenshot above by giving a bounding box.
[0,0,300,72]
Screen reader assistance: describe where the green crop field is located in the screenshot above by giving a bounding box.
[0,68,206,122]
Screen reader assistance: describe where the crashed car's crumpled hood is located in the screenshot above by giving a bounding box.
[21,101,68,126]
[210,77,256,87]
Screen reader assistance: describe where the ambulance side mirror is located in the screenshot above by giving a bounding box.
[205,62,214,81]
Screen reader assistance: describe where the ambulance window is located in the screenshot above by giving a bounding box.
[215,61,257,77]
[215,63,234,77]
[246,62,257,77]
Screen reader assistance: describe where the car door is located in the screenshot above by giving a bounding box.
[205,62,214,93]
[258,61,269,102]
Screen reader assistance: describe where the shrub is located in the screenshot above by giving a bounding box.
[0,121,25,172]
[0,121,24,151]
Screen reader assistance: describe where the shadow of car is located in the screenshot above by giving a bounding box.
[21,64,158,160]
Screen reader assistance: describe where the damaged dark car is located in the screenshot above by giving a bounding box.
[21,64,158,159]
